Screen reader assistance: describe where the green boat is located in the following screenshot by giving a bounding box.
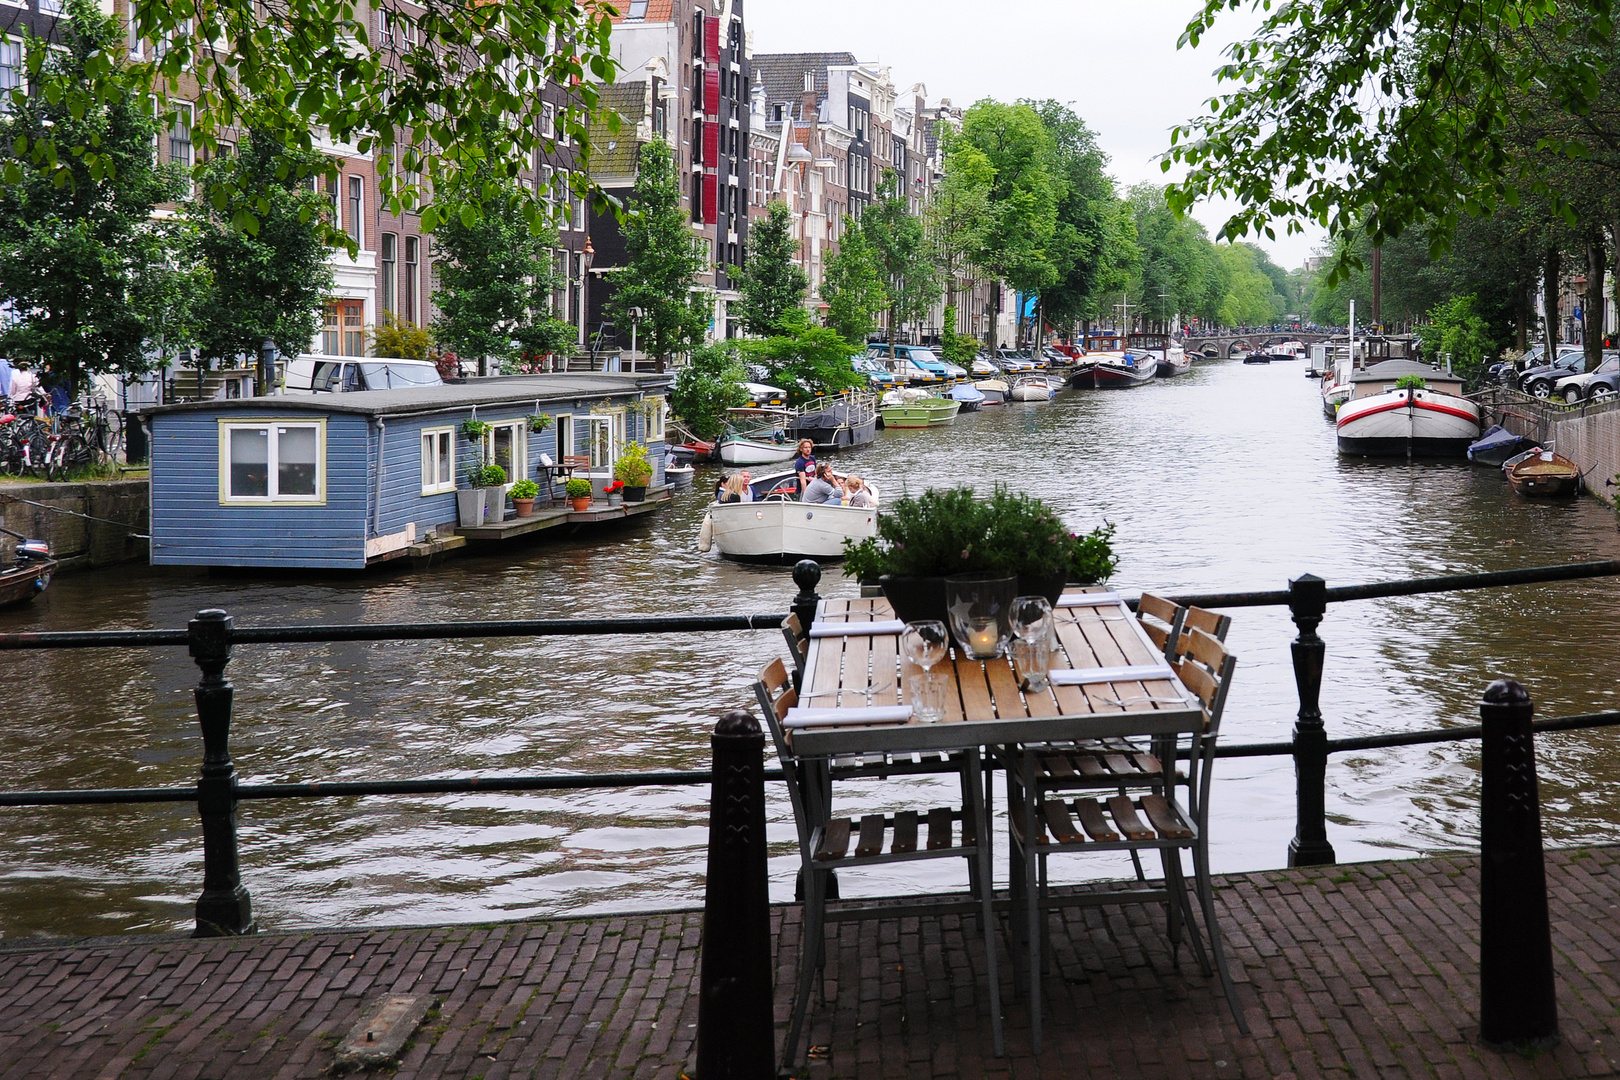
[878,390,962,428]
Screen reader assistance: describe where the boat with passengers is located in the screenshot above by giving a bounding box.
[698,468,880,563]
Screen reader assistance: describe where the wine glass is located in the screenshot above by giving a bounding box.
[1010,595,1054,693]
[900,620,949,722]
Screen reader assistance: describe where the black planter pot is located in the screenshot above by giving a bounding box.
[877,575,950,625]
[622,485,647,502]
[1016,572,1069,606]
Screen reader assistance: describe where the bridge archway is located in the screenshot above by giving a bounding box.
[1226,340,1250,357]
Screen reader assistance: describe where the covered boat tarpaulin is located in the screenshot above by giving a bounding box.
[1467,424,1535,465]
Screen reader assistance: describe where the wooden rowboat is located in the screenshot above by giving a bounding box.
[0,557,56,609]
[1504,449,1581,497]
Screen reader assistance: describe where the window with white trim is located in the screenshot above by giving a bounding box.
[584,414,618,471]
[347,175,363,247]
[420,427,454,494]
[0,39,21,110]
[645,397,666,442]
[483,421,524,480]
[169,103,194,191]
[220,420,325,503]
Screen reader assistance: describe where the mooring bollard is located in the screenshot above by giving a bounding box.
[1479,678,1558,1048]
[1287,573,1337,867]
[189,609,255,937]
[792,559,821,635]
[694,710,775,1078]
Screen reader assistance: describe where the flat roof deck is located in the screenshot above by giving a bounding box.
[2,846,1616,1078]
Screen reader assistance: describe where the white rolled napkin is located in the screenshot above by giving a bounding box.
[1049,663,1176,686]
[1056,592,1123,608]
[808,619,907,638]
[782,704,913,729]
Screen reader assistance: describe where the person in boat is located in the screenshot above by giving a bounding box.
[842,475,876,509]
[791,439,817,493]
[717,471,754,503]
[802,463,844,505]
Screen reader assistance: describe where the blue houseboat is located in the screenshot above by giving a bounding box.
[143,374,672,569]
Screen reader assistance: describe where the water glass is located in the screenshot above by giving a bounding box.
[1010,595,1054,693]
[945,573,1016,659]
[909,669,947,723]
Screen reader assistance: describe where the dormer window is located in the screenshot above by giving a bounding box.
[627,0,647,17]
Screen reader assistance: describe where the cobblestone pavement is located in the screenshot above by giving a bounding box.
[1,847,1618,1079]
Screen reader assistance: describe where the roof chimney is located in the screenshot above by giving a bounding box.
[801,70,816,122]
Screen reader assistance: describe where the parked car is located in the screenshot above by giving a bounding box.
[869,344,950,383]
[996,350,1038,373]
[282,356,443,394]
[969,356,1003,378]
[1556,353,1620,402]
[851,356,900,388]
[1519,349,1588,398]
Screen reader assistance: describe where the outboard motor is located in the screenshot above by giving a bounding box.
[15,539,50,564]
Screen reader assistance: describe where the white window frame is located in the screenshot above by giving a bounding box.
[482,421,525,481]
[645,397,666,442]
[0,38,22,109]
[420,426,454,495]
[554,413,573,459]
[584,414,618,472]
[217,419,327,505]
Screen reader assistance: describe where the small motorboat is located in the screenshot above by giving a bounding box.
[1008,374,1055,401]
[879,388,961,428]
[0,539,55,610]
[663,463,695,491]
[948,383,986,412]
[1242,351,1272,365]
[973,379,1008,405]
[698,468,880,563]
[1504,449,1582,497]
[668,440,716,465]
[717,407,797,465]
[1467,424,1537,466]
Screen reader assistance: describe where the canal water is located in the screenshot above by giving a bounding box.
[5,359,1620,940]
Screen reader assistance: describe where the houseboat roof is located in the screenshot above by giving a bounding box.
[1349,360,1457,383]
[141,373,672,419]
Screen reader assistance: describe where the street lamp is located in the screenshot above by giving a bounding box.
[581,237,595,363]
[629,305,644,363]
[258,339,277,397]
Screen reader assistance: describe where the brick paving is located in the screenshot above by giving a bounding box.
[2,847,1619,1078]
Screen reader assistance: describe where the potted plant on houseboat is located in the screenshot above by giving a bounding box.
[527,414,553,434]
[509,478,540,517]
[473,463,508,522]
[604,480,625,507]
[614,442,654,502]
[566,477,594,511]
[461,417,491,440]
[840,485,1118,624]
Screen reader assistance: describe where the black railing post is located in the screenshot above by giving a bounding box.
[694,710,774,1079]
[189,609,255,937]
[1287,573,1337,866]
[1479,678,1558,1049]
[792,559,822,632]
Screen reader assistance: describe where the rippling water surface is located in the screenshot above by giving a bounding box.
[4,358,1620,939]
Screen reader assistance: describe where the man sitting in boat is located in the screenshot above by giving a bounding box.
[791,439,817,494]
[801,463,844,504]
[718,471,755,503]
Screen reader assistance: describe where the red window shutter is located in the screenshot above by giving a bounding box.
[703,122,719,168]
[702,173,718,225]
[704,67,720,120]
[704,15,720,62]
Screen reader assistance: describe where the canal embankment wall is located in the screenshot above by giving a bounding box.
[0,480,149,572]
[1485,392,1620,505]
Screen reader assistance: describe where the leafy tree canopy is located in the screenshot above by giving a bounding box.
[861,170,939,346]
[1416,294,1495,385]
[733,200,808,335]
[669,340,747,440]
[739,326,865,405]
[606,139,711,361]
[821,215,888,347]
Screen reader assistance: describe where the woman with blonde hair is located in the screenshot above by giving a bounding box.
[843,474,877,509]
[718,471,754,503]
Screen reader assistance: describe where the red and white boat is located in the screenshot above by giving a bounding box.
[1336,360,1480,456]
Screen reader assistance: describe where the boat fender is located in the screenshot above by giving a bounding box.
[697,513,714,552]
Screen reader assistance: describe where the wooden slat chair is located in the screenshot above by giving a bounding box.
[780,613,808,677]
[1009,626,1246,1051]
[752,660,1004,1068]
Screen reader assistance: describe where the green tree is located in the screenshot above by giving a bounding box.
[861,170,939,350]
[821,215,888,347]
[928,123,994,345]
[1128,183,1221,326]
[607,140,711,363]
[22,0,619,239]
[734,200,808,335]
[1416,295,1494,385]
[1214,244,1285,327]
[740,326,865,404]
[431,175,574,372]
[939,304,977,368]
[187,128,335,368]
[0,0,190,391]
[669,341,747,440]
[949,100,1061,351]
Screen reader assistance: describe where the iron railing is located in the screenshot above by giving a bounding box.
[3,559,1620,933]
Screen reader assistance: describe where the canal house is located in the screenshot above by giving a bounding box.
[142,374,673,569]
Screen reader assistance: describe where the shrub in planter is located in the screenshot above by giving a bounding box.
[613,442,654,487]
[509,479,540,500]
[565,477,593,500]
[471,464,507,488]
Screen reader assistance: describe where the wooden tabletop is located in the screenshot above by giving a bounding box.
[790,592,1204,757]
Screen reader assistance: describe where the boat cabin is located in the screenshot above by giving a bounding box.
[142,373,671,569]
[1348,360,1464,400]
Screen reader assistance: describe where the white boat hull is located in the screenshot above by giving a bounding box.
[1336,389,1480,456]
[706,499,878,562]
[718,437,797,465]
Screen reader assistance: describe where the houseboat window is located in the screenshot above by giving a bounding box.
[585,414,616,471]
[645,396,666,442]
[553,414,572,458]
[486,422,523,480]
[221,420,324,503]
[421,428,454,494]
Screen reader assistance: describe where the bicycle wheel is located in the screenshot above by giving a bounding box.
[100,410,124,464]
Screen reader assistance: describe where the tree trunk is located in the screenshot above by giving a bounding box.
[1585,229,1606,372]
[986,283,1000,354]
[1543,246,1561,351]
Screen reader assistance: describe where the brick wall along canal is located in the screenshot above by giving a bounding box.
[5,357,1620,940]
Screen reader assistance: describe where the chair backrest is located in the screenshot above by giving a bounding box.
[563,454,589,469]
[752,657,798,761]
[781,613,808,675]
[1172,626,1236,737]
[1181,605,1231,644]
[1136,592,1187,664]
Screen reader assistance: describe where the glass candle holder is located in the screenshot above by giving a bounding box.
[945,572,1016,659]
